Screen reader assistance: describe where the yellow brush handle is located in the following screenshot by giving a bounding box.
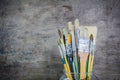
[64,56,73,80]
[79,52,88,79]
[90,56,94,72]
[88,55,92,79]
[88,55,92,74]
[80,60,86,79]
[64,64,71,79]
[68,34,72,44]
[87,55,94,80]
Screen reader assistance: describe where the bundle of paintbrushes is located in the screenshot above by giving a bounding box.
[57,19,97,80]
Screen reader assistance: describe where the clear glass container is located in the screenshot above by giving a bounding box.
[59,72,99,80]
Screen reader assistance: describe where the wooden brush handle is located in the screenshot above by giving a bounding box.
[80,60,86,79]
[64,64,71,79]
[87,55,94,80]
[88,55,92,79]
[78,52,88,79]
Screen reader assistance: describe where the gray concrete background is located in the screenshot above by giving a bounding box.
[0,0,120,80]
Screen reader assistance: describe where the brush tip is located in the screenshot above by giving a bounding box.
[90,34,93,41]
[75,19,79,28]
[68,21,73,31]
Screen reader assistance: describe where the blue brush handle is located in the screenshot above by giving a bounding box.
[66,54,73,72]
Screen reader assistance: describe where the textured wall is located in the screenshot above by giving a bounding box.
[0,0,120,80]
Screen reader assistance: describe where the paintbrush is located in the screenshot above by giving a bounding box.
[87,34,94,80]
[60,38,73,80]
[85,26,97,80]
[57,29,73,80]
[68,21,79,80]
[78,27,89,80]
[74,19,80,49]
[58,41,72,79]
